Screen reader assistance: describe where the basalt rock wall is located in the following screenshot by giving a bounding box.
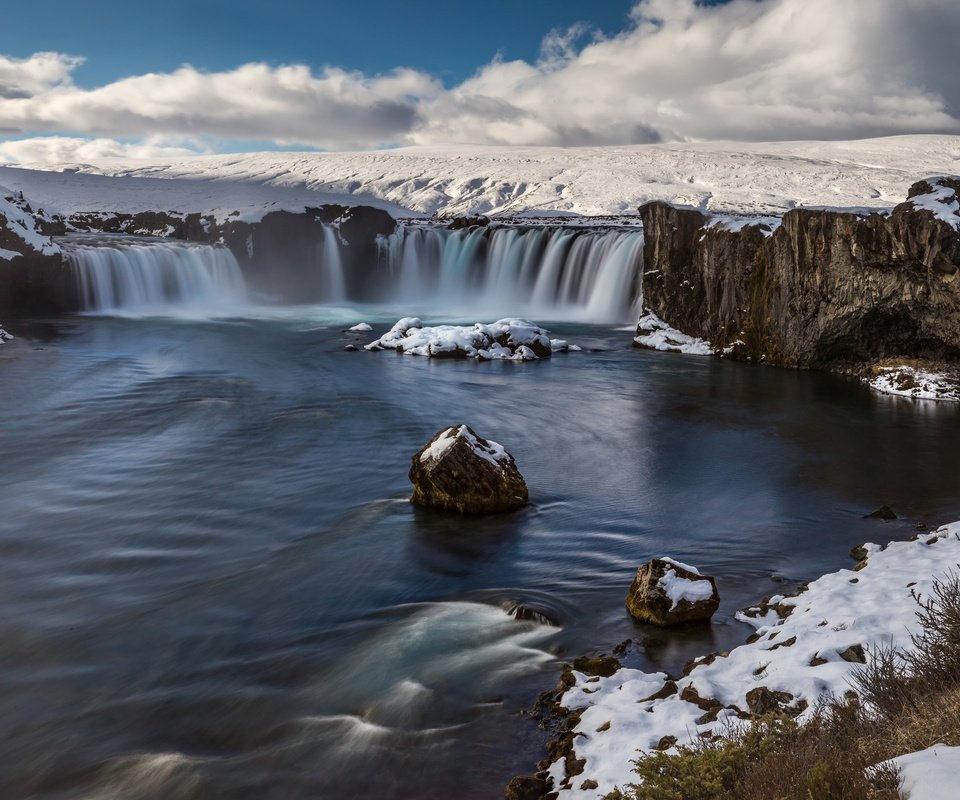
[68,204,397,301]
[0,202,398,312]
[639,178,960,368]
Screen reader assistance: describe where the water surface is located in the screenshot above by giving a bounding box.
[0,310,956,799]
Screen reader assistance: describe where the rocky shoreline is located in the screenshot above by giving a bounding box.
[512,522,960,799]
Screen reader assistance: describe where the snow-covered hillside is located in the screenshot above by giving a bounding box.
[10,135,960,217]
[0,166,412,224]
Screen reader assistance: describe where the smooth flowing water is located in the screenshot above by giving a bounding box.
[1,305,957,800]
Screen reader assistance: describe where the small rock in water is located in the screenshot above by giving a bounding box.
[343,344,358,352]
[504,602,560,627]
[625,557,719,626]
[346,322,372,332]
[409,424,528,514]
[865,505,898,520]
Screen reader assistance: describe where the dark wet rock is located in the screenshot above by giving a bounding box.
[839,644,867,663]
[656,735,678,751]
[850,544,870,562]
[625,558,720,626]
[767,635,797,651]
[640,680,678,702]
[447,215,490,230]
[680,652,723,678]
[409,424,528,514]
[612,638,632,657]
[343,344,358,352]
[505,603,560,627]
[865,505,898,520]
[571,654,621,678]
[505,775,550,800]
[637,177,960,370]
[745,686,803,717]
[680,685,722,712]
[564,751,586,778]
[696,707,722,725]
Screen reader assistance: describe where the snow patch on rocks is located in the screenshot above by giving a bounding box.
[0,324,13,344]
[658,567,717,610]
[703,213,782,237]
[346,322,373,332]
[634,311,712,356]
[906,176,960,230]
[867,365,960,402]
[547,522,960,799]
[420,424,509,469]
[0,186,60,259]
[365,317,569,360]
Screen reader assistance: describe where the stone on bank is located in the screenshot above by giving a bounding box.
[409,425,529,514]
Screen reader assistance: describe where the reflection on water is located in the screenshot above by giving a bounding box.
[0,310,957,799]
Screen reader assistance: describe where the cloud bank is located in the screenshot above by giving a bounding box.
[1,0,958,161]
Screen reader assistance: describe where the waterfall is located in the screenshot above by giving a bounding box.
[375,225,644,323]
[321,225,347,301]
[64,237,248,313]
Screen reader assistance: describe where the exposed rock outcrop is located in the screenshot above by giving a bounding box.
[639,176,960,369]
[409,424,528,514]
[625,558,720,626]
[0,190,75,313]
[67,204,397,302]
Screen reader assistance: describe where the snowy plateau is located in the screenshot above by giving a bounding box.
[4,134,960,219]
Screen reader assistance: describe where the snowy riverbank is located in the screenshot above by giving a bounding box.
[542,521,960,798]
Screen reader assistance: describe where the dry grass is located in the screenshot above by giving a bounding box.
[610,574,960,800]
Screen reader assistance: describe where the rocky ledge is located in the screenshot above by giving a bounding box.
[637,177,960,383]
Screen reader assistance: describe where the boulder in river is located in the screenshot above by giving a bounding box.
[625,558,720,626]
[409,424,529,514]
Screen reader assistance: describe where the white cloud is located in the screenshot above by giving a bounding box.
[0,61,440,149]
[0,52,81,101]
[0,136,204,164]
[411,0,960,145]
[0,0,957,157]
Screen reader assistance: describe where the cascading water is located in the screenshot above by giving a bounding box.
[63,236,248,313]
[375,224,645,323]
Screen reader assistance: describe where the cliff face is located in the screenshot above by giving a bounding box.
[0,201,398,313]
[0,191,75,314]
[639,178,960,368]
[68,204,397,301]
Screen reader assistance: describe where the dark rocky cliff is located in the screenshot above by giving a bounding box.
[639,177,960,369]
[67,204,397,301]
[0,201,397,313]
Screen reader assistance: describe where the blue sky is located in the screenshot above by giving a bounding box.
[5,1,651,87]
[0,0,956,161]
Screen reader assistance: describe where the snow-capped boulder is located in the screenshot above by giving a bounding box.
[625,558,720,626]
[0,324,13,344]
[409,424,528,514]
